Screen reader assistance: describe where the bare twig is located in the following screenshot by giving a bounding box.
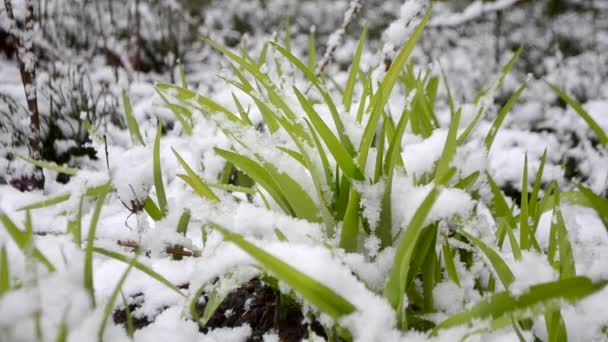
[117,240,201,257]
[316,0,363,75]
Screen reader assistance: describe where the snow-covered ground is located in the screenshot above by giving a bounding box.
[0,1,607,341]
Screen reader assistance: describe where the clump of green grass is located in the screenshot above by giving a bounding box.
[3,5,608,341]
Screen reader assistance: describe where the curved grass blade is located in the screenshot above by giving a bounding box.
[343,25,367,112]
[372,6,431,111]
[432,276,608,335]
[143,196,163,221]
[156,83,241,123]
[294,87,363,181]
[122,90,145,146]
[484,80,528,151]
[212,223,357,319]
[17,154,79,176]
[215,148,293,215]
[384,187,439,329]
[547,82,608,146]
[93,247,185,297]
[84,190,110,305]
[458,229,515,289]
[0,246,10,296]
[0,212,55,272]
[17,183,113,211]
[270,42,355,154]
[153,121,168,216]
[172,148,220,202]
[577,184,608,232]
[99,257,136,342]
[434,108,461,185]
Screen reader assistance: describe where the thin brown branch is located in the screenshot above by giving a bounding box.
[117,240,201,257]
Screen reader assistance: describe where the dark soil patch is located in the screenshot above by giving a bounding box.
[113,278,327,341]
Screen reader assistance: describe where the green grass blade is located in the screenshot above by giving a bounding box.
[530,149,547,223]
[121,292,135,338]
[18,193,71,211]
[212,223,357,319]
[231,93,253,126]
[94,247,185,297]
[554,208,576,278]
[308,28,316,70]
[0,246,9,296]
[373,6,431,111]
[434,109,461,185]
[547,82,608,146]
[122,90,145,146]
[343,25,367,112]
[432,277,607,334]
[214,148,293,215]
[208,183,256,195]
[577,185,608,231]
[457,106,484,144]
[172,148,220,202]
[99,257,136,342]
[0,213,55,272]
[484,81,527,151]
[84,190,110,306]
[153,120,168,216]
[340,189,361,252]
[454,171,480,191]
[442,242,460,287]
[294,87,363,181]
[143,196,163,221]
[156,90,193,135]
[520,155,530,250]
[156,83,241,123]
[458,229,515,289]
[17,154,79,176]
[384,187,439,329]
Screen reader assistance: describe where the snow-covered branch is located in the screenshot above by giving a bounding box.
[429,0,523,28]
[317,0,363,74]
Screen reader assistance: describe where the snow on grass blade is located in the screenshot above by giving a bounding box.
[384,187,439,329]
[343,24,367,112]
[212,223,357,320]
[17,154,79,176]
[154,120,168,216]
[0,212,55,272]
[93,247,185,297]
[122,90,145,146]
[294,87,364,181]
[84,189,109,306]
[484,80,527,151]
[547,82,608,146]
[172,148,220,202]
[458,229,515,289]
[99,257,136,342]
[432,276,608,335]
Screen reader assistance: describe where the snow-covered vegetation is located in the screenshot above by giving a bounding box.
[1,0,607,341]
